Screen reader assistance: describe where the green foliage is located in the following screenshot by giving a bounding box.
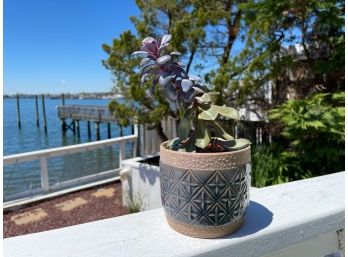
[269,91,345,178]
[103,0,344,154]
[251,145,289,188]
[125,193,144,213]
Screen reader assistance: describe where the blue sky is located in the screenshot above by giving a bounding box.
[4,0,140,94]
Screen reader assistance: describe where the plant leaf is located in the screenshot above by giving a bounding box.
[167,137,181,150]
[213,105,240,120]
[195,119,211,149]
[181,79,193,92]
[132,51,148,56]
[192,86,205,94]
[178,109,192,140]
[159,75,174,86]
[156,55,172,65]
[170,51,181,56]
[140,57,152,66]
[213,137,236,148]
[183,136,196,152]
[160,34,172,46]
[224,138,251,151]
[142,37,156,45]
[209,121,234,140]
[195,93,212,103]
[198,105,218,120]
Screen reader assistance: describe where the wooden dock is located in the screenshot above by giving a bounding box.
[57,105,133,139]
[58,105,122,123]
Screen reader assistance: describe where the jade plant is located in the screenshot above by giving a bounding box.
[133,34,250,152]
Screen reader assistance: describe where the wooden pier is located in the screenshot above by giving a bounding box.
[57,105,131,139]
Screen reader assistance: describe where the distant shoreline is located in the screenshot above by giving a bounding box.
[4,93,123,100]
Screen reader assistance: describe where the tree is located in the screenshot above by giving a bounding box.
[102,0,344,140]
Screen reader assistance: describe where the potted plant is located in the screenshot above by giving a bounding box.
[132,34,251,238]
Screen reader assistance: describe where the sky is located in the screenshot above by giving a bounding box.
[4,0,140,94]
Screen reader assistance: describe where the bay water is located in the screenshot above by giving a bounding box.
[3,98,133,198]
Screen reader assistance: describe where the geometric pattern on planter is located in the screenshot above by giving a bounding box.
[160,162,251,226]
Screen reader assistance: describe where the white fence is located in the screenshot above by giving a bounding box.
[4,172,344,257]
[3,133,138,203]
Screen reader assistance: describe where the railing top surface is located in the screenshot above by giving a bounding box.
[4,172,344,257]
[3,134,137,164]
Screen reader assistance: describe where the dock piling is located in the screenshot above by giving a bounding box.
[95,122,100,140]
[107,123,111,139]
[87,121,91,139]
[16,93,21,129]
[61,119,67,133]
[41,94,47,134]
[35,95,40,127]
[72,120,76,134]
[120,125,124,137]
[76,120,80,138]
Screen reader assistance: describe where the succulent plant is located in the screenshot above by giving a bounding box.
[133,34,250,152]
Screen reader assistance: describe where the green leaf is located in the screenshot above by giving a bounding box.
[182,135,197,152]
[198,105,218,120]
[213,137,236,148]
[306,121,326,129]
[167,137,181,150]
[223,138,251,151]
[212,105,240,120]
[178,109,192,140]
[195,93,212,103]
[195,92,220,104]
[195,119,211,149]
[209,121,234,140]
[102,44,111,54]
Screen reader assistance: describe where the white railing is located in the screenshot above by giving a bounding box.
[4,172,344,257]
[3,131,138,203]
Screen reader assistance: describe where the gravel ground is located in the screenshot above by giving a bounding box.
[4,181,129,238]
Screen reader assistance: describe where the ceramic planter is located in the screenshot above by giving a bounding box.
[159,141,251,238]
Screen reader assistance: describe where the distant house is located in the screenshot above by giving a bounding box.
[237,42,330,122]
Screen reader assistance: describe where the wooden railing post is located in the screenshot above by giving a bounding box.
[40,157,50,193]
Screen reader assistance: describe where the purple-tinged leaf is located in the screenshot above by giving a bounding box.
[141,74,148,83]
[142,37,156,45]
[141,64,160,75]
[160,34,172,46]
[181,90,197,103]
[140,43,157,55]
[164,84,177,101]
[170,51,182,56]
[132,51,148,56]
[159,75,174,86]
[156,55,172,65]
[181,79,193,92]
[158,43,170,52]
[192,86,205,94]
[140,58,153,66]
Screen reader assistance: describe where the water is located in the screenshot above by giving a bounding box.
[3,98,133,198]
